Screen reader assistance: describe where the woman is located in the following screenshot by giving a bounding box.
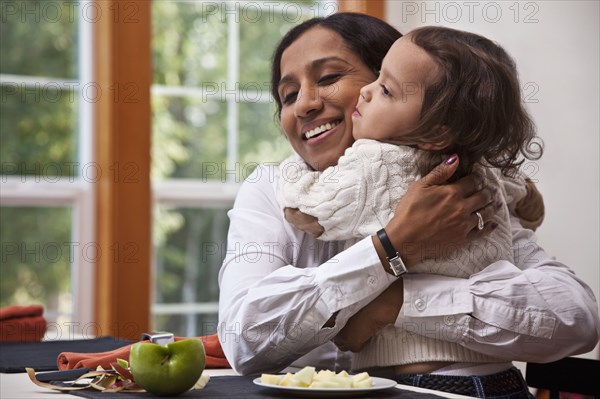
[217,12,599,397]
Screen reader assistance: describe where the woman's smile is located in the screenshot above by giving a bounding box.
[302,119,342,141]
[278,27,376,171]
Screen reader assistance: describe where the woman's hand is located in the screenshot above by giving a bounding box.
[384,155,497,268]
[333,279,404,352]
[336,156,497,351]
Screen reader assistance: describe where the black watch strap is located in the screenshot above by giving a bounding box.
[376,228,407,277]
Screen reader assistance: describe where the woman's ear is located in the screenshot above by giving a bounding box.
[417,125,452,151]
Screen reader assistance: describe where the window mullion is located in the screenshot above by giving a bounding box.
[226,3,240,182]
[72,0,96,335]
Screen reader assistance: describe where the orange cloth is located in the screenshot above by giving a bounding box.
[57,334,230,370]
[0,305,47,343]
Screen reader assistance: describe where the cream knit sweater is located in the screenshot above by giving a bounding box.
[278,139,527,369]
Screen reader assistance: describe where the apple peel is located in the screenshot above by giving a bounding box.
[26,360,146,393]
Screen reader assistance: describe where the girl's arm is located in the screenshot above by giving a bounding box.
[514,178,545,230]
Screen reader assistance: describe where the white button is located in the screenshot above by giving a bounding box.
[414,298,426,311]
[444,315,455,325]
[367,276,377,286]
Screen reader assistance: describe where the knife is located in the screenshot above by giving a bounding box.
[35,368,94,382]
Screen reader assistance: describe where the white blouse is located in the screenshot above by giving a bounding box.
[217,163,600,375]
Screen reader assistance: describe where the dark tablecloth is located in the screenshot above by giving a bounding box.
[0,336,133,373]
[68,375,447,399]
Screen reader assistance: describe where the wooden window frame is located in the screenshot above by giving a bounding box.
[338,0,385,19]
[90,0,385,340]
[93,0,152,340]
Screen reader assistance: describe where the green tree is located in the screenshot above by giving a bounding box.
[150,1,318,336]
[1,1,78,318]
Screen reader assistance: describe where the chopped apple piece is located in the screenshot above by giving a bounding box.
[294,366,316,386]
[285,377,307,387]
[260,367,374,389]
[314,370,336,381]
[260,374,282,386]
[352,378,374,388]
[352,372,371,383]
[309,380,345,389]
[278,372,294,386]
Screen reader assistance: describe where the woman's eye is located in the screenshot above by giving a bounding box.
[318,74,341,85]
[380,84,391,97]
[282,91,298,104]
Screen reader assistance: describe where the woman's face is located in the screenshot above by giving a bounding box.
[278,27,377,171]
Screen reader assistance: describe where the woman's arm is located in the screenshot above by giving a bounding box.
[335,217,600,361]
[218,157,496,374]
[218,165,397,375]
[398,218,599,362]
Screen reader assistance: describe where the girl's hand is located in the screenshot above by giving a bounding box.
[284,207,325,237]
[514,178,545,231]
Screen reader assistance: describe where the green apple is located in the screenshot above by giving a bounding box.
[129,338,206,396]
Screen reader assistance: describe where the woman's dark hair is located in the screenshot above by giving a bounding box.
[270,12,402,119]
[405,26,543,177]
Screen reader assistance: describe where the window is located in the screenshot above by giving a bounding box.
[0,0,95,334]
[150,1,335,336]
[2,0,380,340]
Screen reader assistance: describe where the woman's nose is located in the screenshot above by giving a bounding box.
[294,86,322,118]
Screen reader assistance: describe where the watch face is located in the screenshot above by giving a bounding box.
[389,257,407,277]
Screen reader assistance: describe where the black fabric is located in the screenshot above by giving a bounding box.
[393,367,532,399]
[68,376,448,399]
[0,336,133,373]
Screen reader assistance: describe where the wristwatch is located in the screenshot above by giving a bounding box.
[376,228,407,277]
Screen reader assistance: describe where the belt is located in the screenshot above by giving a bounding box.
[370,366,529,398]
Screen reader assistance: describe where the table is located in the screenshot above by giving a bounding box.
[1,368,476,399]
[0,336,475,399]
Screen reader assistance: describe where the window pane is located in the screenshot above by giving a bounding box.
[152,94,227,179]
[0,1,78,79]
[1,0,79,177]
[152,206,229,336]
[0,206,73,323]
[154,314,218,338]
[152,1,227,86]
[0,85,77,177]
[239,6,310,85]
[239,101,292,167]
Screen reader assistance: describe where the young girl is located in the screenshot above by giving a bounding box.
[278,26,542,288]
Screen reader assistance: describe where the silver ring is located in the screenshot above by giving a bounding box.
[475,211,484,231]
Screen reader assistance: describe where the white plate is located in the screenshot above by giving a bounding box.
[252,376,398,397]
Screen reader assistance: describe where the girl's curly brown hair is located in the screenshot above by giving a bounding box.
[403,26,543,178]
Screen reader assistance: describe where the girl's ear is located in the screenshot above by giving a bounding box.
[417,125,452,151]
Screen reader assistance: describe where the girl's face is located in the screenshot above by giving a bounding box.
[352,36,440,146]
[278,27,377,171]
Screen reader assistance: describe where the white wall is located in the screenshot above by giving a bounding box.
[387,0,599,359]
